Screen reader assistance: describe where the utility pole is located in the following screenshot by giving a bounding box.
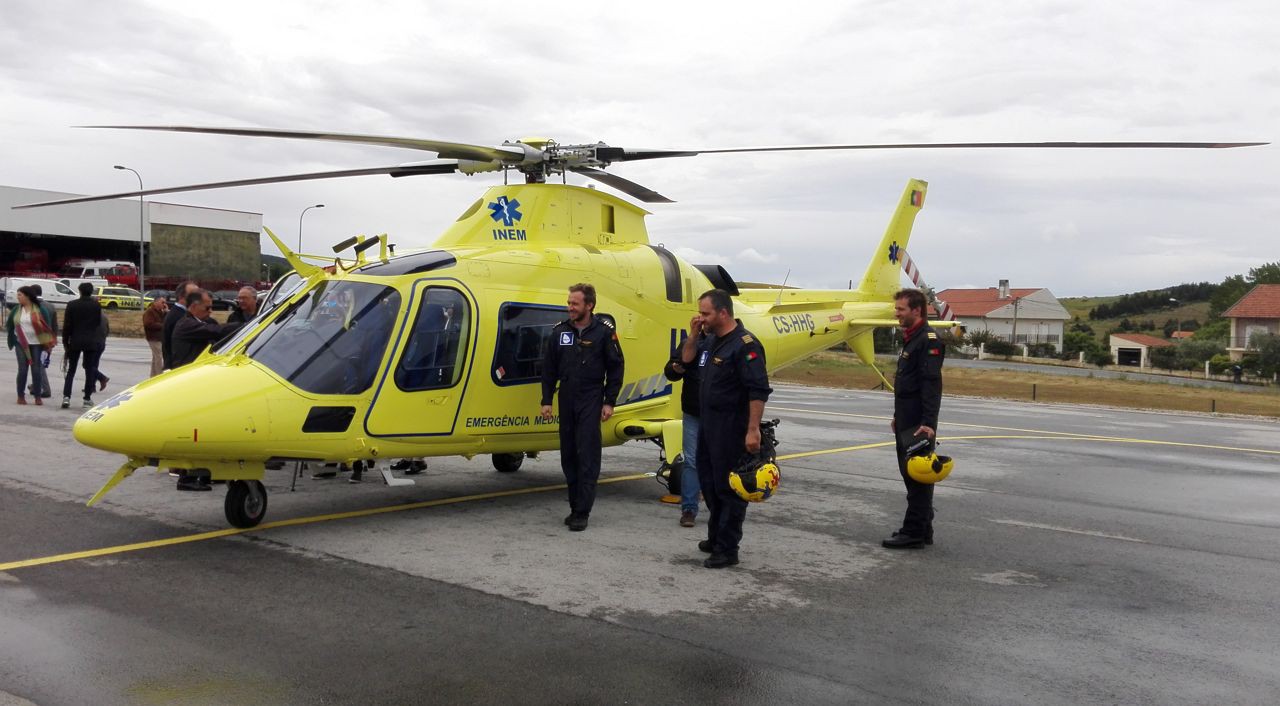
[1010,296,1020,345]
[114,165,144,294]
[298,204,325,252]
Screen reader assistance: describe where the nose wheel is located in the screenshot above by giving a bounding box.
[225,480,269,528]
[492,453,524,473]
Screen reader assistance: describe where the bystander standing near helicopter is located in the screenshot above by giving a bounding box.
[540,283,624,532]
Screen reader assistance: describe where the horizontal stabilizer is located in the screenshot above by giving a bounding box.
[845,318,901,327]
[845,318,960,328]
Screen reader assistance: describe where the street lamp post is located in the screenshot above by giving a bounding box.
[114,165,145,295]
[1169,298,1180,334]
[298,204,325,252]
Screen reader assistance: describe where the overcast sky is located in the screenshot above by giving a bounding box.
[2,0,1275,296]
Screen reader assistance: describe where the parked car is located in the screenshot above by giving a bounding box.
[212,290,240,311]
[1,276,77,310]
[94,285,147,310]
[144,289,176,304]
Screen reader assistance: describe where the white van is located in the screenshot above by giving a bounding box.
[1,277,78,311]
[57,277,110,293]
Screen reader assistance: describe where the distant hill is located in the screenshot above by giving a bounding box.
[1060,283,1214,342]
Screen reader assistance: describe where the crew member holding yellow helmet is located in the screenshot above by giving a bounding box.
[689,289,772,568]
[884,288,947,549]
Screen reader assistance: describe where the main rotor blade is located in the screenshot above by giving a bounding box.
[689,141,1267,155]
[570,166,675,203]
[13,161,461,209]
[80,125,527,163]
[594,147,699,162]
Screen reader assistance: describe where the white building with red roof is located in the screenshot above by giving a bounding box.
[935,280,1071,351]
[1109,332,1174,368]
[1222,283,1280,361]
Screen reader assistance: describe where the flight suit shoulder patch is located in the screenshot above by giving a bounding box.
[599,317,615,329]
[741,334,754,344]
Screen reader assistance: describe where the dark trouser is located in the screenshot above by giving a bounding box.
[895,429,936,538]
[558,396,603,517]
[63,348,102,400]
[697,420,749,555]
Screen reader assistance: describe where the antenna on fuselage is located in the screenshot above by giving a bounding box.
[774,269,792,307]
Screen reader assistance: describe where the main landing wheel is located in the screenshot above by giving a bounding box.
[225,480,268,528]
[492,453,524,473]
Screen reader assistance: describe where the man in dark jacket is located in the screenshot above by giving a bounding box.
[162,281,198,371]
[60,282,103,409]
[664,314,706,527]
[540,283,624,532]
[227,286,259,325]
[693,289,771,569]
[171,290,238,368]
[170,289,240,492]
[883,288,945,549]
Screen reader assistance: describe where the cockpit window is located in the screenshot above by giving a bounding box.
[212,273,307,355]
[245,281,401,395]
[395,288,470,391]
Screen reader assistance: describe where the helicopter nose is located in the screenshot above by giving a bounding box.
[73,362,284,458]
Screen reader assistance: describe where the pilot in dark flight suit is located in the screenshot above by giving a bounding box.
[694,289,771,568]
[540,283,624,532]
[883,288,945,549]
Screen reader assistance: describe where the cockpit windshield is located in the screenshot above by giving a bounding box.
[211,272,308,355]
[245,280,401,395]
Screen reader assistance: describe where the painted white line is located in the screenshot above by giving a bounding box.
[989,519,1148,543]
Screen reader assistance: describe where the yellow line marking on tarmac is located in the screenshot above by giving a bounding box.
[778,441,894,460]
[0,473,648,573]
[3,425,1274,573]
[770,405,1280,456]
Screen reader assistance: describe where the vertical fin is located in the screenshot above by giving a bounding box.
[855,179,928,297]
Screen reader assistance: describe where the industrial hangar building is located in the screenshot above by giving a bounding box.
[0,185,263,282]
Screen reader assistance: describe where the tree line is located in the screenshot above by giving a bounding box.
[1088,282,1215,320]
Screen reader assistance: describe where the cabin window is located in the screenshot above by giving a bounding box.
[245,281,401,395]
[491,304,617,386]
[491,303,563,386]
[395,288,470,391]
[647,245,682,303]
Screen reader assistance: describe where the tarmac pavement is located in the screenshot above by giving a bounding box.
[1,338,1278,704]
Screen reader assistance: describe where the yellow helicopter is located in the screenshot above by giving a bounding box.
[19,127,1263,528]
